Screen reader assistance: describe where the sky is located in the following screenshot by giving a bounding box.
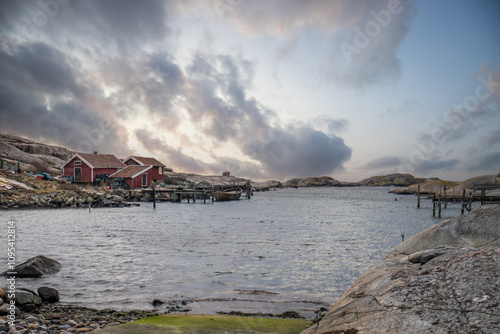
[0,0,499,182]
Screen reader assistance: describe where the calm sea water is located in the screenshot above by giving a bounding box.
[1,187,461,318]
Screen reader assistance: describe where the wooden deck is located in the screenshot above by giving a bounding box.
[143,182,252,206]
[416,185,500,217]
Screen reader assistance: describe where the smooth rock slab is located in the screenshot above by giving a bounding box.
[302,246,500,334]
[389,205,500,257]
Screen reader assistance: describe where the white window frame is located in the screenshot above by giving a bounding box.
[159,167,163,174]
[74,160,81,165]
[142,173,147,187]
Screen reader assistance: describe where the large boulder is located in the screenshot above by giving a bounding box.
[38,286,60,303]
[1,255,61,278]
[302,205,500,334]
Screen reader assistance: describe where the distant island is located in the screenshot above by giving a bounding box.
[1,132,499,202]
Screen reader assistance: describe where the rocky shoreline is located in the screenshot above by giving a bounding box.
[302,205,500,334]
[0,302,158,334]
[0,188,143,210]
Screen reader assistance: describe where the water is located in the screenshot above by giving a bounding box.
[0,187,457,318]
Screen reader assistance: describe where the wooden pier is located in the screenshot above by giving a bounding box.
[143,182,252,207]
[416,185,500,218]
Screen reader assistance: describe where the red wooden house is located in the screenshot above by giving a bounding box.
[63,152,125,183]
[122,156,167,183]
[109,165,155,188]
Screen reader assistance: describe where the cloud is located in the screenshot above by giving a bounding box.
[0,41,130,156]
[135,128,208,173]
[184,50,352,178]
[0,1,354,179]
[467,151,500,173]
[207,0,417,89]
[312,115,350,134]
[362,156,402,170]
[135,128,266,178]
[408,158,461,175]
[485,129,500,147]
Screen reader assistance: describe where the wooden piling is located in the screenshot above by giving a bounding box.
[432,193,436,217]
[443,187,447,209]
[481,188,486,205]
[438,195,442,218]
[417,185,421,208]
[153,186,156,209]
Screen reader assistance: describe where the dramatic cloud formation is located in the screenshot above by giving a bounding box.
[183,50,353,178]
[0,1,498,181]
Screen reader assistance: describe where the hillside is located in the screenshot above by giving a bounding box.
[0,134,74,175]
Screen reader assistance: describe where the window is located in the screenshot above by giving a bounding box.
[74,160,81,165]
[159,167,163,174]
[129,161,135,165]
[142,173,147,187]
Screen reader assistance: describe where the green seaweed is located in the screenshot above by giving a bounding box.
[94,314,312,334]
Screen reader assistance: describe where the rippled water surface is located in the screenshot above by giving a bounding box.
[1,187,456,318]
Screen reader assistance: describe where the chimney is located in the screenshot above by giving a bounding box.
[93,151,98,155]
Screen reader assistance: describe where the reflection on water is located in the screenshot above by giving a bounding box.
[1,187,448,317]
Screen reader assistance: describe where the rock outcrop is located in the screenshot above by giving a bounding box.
[296,176,341,187]
[0,134,74,174]
[358,173,424,187]
[389,205,500,256]
[1,255,61,278]
[390,175,500,195]
[389,178,460,194]
[302,205,500,334]
[282,176,341,188]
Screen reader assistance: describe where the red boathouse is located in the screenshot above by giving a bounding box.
[122,156,167,183]
[63,152,125,183]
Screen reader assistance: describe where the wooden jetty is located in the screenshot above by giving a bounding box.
[143,182,252,207]
[416,185,500,218]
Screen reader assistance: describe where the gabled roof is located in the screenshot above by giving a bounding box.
[123,156,165,167]
[110,165,152,179]
[64,153,125,169]
[79,153,126,168]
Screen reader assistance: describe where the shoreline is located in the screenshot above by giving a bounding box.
[1,303,159,333]
[2,302,323,333]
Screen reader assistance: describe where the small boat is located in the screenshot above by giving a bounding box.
[216,188,242,201]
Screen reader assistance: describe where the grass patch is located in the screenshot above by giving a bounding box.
[94,314,312,334]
